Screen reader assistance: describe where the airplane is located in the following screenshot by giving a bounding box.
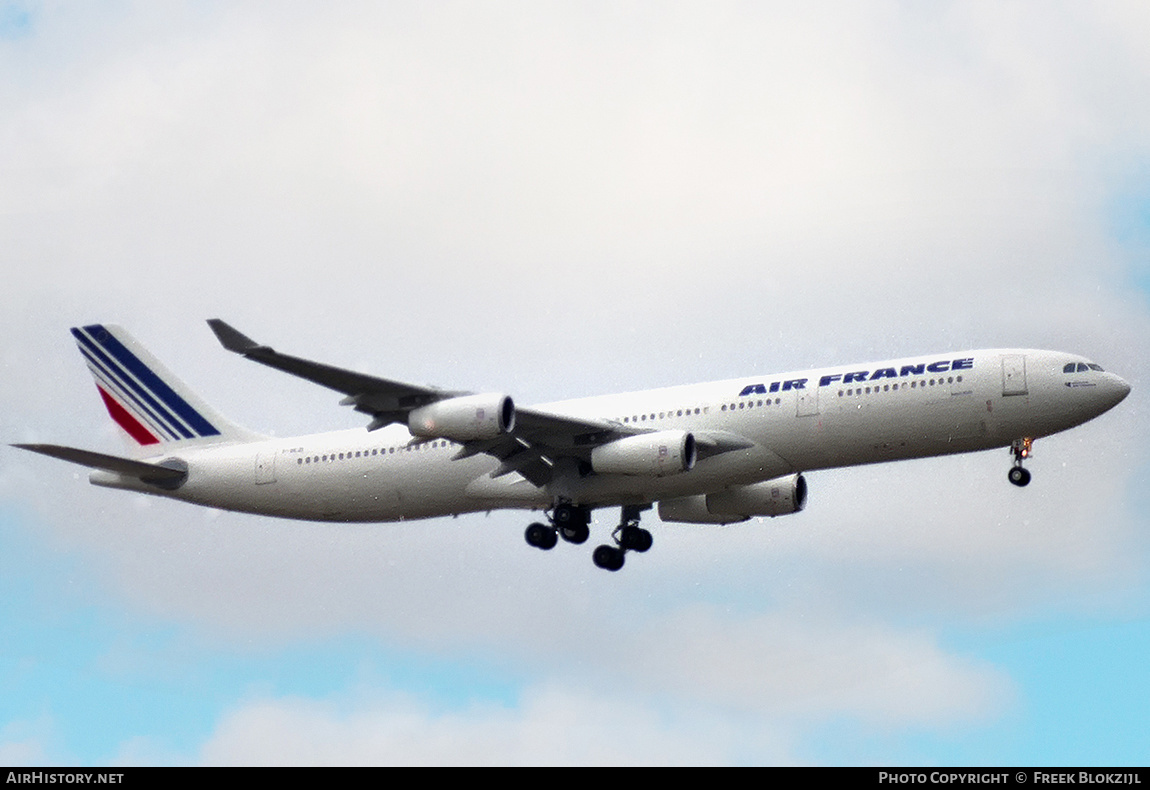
[13,321,1131,571]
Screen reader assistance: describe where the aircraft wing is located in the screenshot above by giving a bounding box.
[465,405,633,485]
[208,319,652,486]
[483,414,756,485]
[207,319,463,430]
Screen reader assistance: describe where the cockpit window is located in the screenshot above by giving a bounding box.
[1064,361,1105,373]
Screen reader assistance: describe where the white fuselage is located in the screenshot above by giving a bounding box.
[92,348,1130,522]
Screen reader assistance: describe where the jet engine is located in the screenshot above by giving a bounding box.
[658,473,807,523]
[408,393,515,441]
[590,430,696,476]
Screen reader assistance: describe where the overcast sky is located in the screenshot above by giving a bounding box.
[1,1,1148,765]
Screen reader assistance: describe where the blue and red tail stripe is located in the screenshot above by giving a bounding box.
[72,325,221,444]
[75,336,189,442]
[95,384,161,445]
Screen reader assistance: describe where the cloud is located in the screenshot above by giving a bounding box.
[193,605,1008,765]
[0,717,53,767]
[196,685,750,766]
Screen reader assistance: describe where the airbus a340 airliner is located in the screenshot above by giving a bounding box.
[14,321,1130,571]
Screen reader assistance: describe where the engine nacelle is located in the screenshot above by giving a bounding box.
[658,496,747,524]
[590,431,696,477]
[707,473,807,517]
[408,393,515,441]
[658,473,807,523]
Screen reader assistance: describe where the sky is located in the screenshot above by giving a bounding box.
[1,0,1149,766]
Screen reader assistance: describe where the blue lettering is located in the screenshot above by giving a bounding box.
[742,360,973,397]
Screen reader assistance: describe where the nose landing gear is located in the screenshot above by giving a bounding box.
[1008,438,1033,487]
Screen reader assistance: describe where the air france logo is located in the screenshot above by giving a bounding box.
[739,358,974,397]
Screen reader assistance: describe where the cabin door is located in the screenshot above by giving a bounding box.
[796,385,819,417]
[255,451,278,485]
[1001,355,1028,396]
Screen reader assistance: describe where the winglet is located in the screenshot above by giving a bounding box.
[207,319,264,354]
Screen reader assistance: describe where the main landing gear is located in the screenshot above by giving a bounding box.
[524,502,590,551]
[1008,437,1033,487]
[592,505,652,573]
[524,502,653,572]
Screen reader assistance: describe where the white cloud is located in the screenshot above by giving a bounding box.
[0,717,53,767]
[196,686,747,766]
[193,606,1007,765]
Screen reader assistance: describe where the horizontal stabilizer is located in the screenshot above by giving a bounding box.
[12,443,187,484]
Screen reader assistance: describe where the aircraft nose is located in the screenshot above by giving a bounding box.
[1107,373,1132,406]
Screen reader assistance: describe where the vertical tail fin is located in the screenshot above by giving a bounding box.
[71,323,259,456]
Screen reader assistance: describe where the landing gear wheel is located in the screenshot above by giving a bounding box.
[559,522,590,545]
[553,503,578,526]
[618,525,653,552]
[525,522,558,550]
[1008,467,1031,487]
[593,544,625,571]
[551,503,591,543]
